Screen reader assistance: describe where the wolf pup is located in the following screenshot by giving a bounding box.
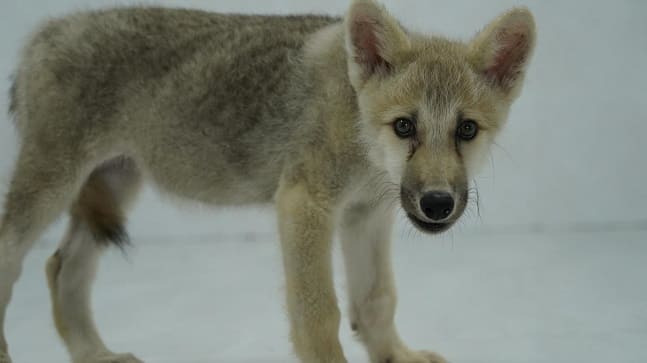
[0,0,535,362]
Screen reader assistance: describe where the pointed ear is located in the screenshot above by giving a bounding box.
[469,8,536,96]
[345,0,410,88]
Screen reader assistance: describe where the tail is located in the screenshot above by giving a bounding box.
[8,73,27,135]
[8,74,17,116]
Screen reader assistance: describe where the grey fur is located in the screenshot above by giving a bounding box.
[12,8,339,205]
[7,73,17,119]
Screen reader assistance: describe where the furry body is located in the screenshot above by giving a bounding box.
[0,1,535,362]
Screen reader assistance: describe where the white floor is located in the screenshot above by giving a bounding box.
[5,226,647,363]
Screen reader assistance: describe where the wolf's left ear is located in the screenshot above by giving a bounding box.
[469,8,536,97]
[345,0,410,89]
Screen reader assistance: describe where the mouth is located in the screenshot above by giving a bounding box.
[406,213,452,234]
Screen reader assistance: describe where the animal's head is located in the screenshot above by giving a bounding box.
[345,0,536,233]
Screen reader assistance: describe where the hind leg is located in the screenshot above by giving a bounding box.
[0,147,96,363]
[46,158,143,363]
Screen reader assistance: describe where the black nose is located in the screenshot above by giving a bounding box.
[420,192,455,221]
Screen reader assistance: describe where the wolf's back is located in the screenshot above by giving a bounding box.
[8,7,339,141]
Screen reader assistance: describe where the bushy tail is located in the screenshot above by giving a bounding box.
[7,73,26,135]
[8,74,17,116]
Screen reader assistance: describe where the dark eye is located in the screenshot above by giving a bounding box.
[457,119,479,141]
[393,118,415,138]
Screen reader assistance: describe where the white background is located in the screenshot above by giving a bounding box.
[1,1,646,363]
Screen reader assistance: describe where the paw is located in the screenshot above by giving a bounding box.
[79,353,144,363]
[379,349,447,363]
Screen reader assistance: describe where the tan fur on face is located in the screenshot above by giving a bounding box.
[349,5,535,227]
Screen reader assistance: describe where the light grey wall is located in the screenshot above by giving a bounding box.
[1,0,646,243]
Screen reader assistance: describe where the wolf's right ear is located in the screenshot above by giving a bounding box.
[469,8,536,98]
[345,0,410,89]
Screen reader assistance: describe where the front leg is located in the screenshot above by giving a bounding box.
[276,182,346,363]
[340,203,447,363]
